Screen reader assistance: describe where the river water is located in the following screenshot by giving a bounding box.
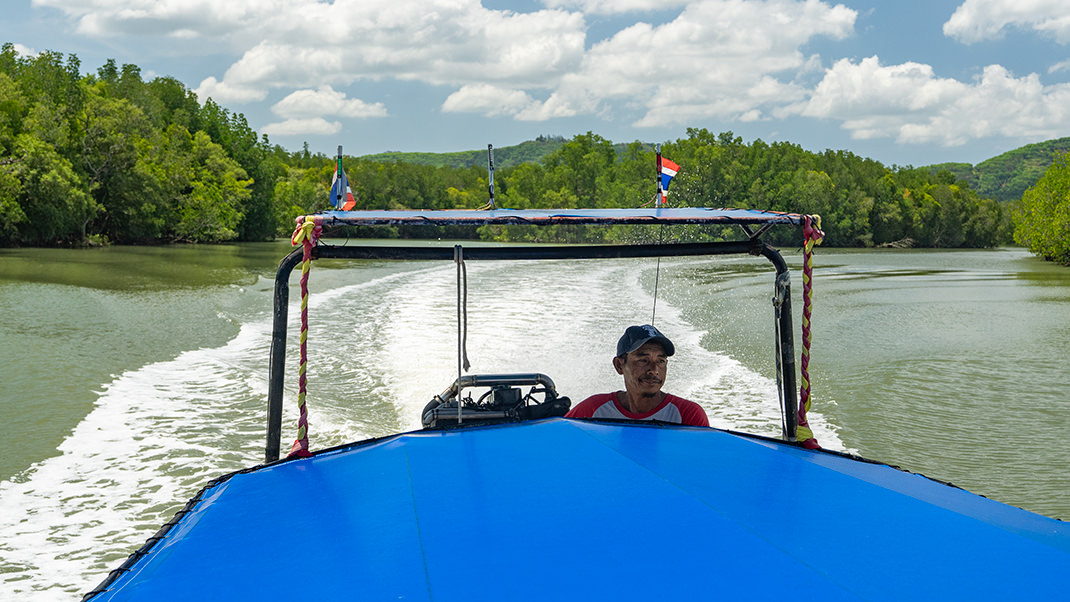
[1,242,1068,600]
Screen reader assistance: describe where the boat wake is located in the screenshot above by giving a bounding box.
[0,255,843,601]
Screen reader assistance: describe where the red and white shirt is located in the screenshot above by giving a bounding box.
[566,392,709,427]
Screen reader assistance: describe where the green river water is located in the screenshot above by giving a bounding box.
[0,242,1068,599]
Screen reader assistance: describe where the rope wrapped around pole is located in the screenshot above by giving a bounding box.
[797,215,823,449]
[287,215,322,458]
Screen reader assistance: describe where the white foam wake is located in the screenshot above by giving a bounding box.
[0,254,843,601]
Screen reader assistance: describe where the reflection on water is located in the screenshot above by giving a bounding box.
[0,242,294,290]
[651,247,1070,521]
[754,249,1070,519]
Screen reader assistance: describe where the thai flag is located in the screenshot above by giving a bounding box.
[659,157,680,204]
[329,163,355,210]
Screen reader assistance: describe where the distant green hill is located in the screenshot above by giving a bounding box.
[928,137,1070,202]
[367,133,1070,203]
[362,136,650,169]
[362,136,568,168]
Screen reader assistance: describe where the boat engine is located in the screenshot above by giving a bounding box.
[421,373,571,428]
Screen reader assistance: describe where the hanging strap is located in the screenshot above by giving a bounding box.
[454,246,473,423]
[455,245,472,373]
[287,216,322,458]
[797,215,823,449]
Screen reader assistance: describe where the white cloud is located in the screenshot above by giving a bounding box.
[541,0,690,14]
[801,57,965,120]
[521,0,856,125]
[205,41,344,95]
[34,0,1067,153]
[271,86,387,119]
[10,43,37,57]
[35,0,858,132]
[799,56,1070,146]
[442,84,536,117]
[1050,60,1070,74]
[261,117,342,137]
[944,0,1070,44]
[36,0,587,103]
[194,76,267,104]
[35,0,263,39]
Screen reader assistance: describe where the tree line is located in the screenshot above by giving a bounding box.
[0,44,284,246]
[0,45,1026,251]
[1013,152,1070,264]
[277,129,1017,248]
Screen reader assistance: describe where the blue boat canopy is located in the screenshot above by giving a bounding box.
[85,419,1070,601]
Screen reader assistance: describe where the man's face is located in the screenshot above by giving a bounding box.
[614,341,669,398]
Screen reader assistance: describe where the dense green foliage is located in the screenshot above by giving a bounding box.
[457,130,1011,247]
[928,137,1070,203]
[0,44,282,245]
[1013,151,1070,264]
[0,45,1034,250]
[293,130,1010,247]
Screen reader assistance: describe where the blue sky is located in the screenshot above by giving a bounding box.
[3,0,1069,167]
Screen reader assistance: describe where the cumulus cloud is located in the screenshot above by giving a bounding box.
[37,0,855,131]
[541,0,690,14]
[34,0,586,107]
[10,43,37,57]
[197,41,345,100]
[34,0,264,39]
[944,0,1070,44]
[272,86,387,119]
[194,76,267,104]
[1050,60,1070,74]
[261,118,342,137]
[799,56,1070,146]
[229,2,583,89]
[32,0,1070,151]
[39,0,856,128]
[442,84,537,117]
[526,0,856,126]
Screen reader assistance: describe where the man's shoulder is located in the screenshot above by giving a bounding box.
[565,392,617,418]
[664,393,699,408]
[580,392,616,405]
[664,394,709,426]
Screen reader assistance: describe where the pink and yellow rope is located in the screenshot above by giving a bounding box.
[287,216,322,458]
[797,215,823,449]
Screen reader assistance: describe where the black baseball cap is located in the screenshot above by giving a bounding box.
[616,325,675,357]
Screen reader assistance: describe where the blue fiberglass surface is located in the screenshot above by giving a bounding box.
[90,419,1070,601]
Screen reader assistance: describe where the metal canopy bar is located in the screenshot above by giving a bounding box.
[266,238,798,461]
[313,240,761,262]
[308,207,806,227]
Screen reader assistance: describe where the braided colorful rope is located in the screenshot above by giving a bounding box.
[287,215,322,459]
[797,215,824,449]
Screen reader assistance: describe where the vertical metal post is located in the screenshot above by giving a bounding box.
[455,245,464,424]
[266,248,305,462]
[760,244,798,441]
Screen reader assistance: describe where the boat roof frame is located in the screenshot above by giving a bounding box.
[309,207,805,228]
[266,208,805,462]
